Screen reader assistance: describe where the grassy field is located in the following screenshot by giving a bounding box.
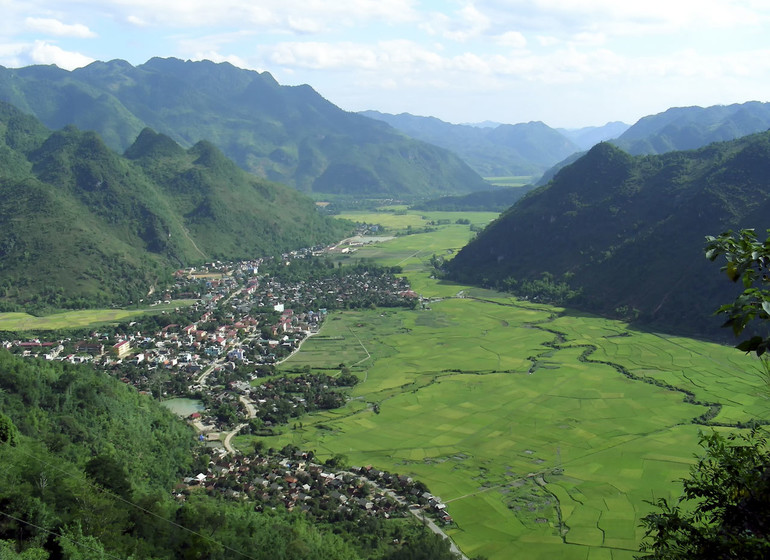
[0,300,197,331]
[337,210,497,237]
[484,176,536,187]
[242,210,765,560]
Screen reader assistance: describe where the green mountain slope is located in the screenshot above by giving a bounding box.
[0,103,350,309]
[0,58,489,198]
[360,110,582,176]
[613,101,770,155]
[447,134,770,339]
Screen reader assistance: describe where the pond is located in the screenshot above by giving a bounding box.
[161,398,205,417]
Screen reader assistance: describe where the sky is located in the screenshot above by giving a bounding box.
[1,0,769,128]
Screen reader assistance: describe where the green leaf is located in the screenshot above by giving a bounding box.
[736,336,763,352]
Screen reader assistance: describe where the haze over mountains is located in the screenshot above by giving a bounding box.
[360,110,591,177]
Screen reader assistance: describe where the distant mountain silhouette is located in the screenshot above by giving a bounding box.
[360,110,582,177]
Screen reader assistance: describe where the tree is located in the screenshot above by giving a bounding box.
[638,430,770,559]
[0,412,18,446]
[637,229,770,558]
[705,229,770,356]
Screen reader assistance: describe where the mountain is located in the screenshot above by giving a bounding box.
[613,101,770,155]
[0,58,489,198]
[557,121,629,150]
[360,110,581,177]
[447,133,770,339]
[0,102,350,309]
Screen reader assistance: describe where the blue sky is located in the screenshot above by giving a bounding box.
[1,0,769,128]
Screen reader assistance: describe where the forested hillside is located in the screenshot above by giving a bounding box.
[0,351,457,559]
[0,58,489,198]
[447,133,770,339]
[613,101,770,155]
[0,102,350,310]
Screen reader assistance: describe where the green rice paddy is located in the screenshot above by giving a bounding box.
[6,207,762,558]
[484,176,535,187]
[256,211,766,559]
[0,300,197,331]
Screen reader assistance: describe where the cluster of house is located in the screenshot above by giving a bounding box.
[354,466,454,525]
[2,244,456,527]
[178,452,409,521]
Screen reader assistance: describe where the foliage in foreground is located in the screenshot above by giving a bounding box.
[638,229,770,558]
[638,430,770,559]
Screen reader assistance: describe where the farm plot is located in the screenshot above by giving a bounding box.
[247,213,762,559]
[0,300,197,331]
[260,299,714,559]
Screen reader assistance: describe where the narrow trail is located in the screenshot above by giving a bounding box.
[409,507,469,560]
[348,328,372,369]
[276,330,319,365]
[181,226,207,259]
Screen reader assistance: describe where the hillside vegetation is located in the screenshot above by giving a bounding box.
[0,351,457,559]
[613,101,770,155]
[0,102,350,310]
[447,133,770,339]
[0,58,489,198]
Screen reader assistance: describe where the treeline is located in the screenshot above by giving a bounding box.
[412,185,537,212]
[0,351,460,559]
[262,256,404,283]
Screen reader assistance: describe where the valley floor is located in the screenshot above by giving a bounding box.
[240,213,765,560]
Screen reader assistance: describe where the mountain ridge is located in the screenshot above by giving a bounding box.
[0,58,489,198]
[447,134,770,339]
[0,102,350,309]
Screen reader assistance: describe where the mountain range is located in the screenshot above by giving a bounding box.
[0,102,350,309]
[0,58,489,199]
[611,101,770,155]
[360,110,606,177]
[447,132,770,339]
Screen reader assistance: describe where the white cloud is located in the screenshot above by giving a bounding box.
[126,15,149,27]
[421,3,491,42]
[570,32,606,46]
[98,0,418,30]
[537,35,560,47]
[267,42,379,70]
[29,40,95,69]
[188,50,251,69]
[477,0,770,37]
[25,17,97,38]
[495,31,527,48]
[0,40,94,70]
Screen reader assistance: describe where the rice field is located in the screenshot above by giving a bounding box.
[255,211,764,559]
[0,300,197,331]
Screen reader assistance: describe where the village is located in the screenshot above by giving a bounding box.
[1,243,453,527]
